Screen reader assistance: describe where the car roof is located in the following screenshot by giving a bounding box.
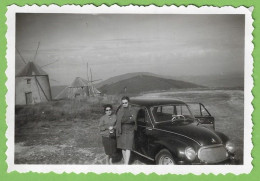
[130,97,186,107]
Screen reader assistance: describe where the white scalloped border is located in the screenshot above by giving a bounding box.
[5,4,254,175]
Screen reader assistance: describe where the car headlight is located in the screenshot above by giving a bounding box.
[225,141,235,154]
[185,147,196,161]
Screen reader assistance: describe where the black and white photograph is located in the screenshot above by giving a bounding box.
[6,5,253,174]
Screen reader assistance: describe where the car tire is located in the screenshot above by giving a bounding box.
[155,149,175,165]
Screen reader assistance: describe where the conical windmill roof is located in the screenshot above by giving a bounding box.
[55,77,101,99]
[16,62,48,77]
[69,77,91,87]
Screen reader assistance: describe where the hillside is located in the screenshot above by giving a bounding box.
[174,74,244,88]
[99,74,204,95]
[96,72,244,89]
[95,72,158,88]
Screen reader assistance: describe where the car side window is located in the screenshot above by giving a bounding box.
[175,105,190,116]
[187,103,210,117]
[137,108,152,127]
[187,104,201,116]
[152,105,193,122]
[145,109,153,127]
[152,106,173,122]
[137,109,146,124]
[161,106,173,114]
[201,106,210,116]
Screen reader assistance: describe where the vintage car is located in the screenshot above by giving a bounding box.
[127,97,236,165]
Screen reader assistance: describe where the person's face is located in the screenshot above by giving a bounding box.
[122,99,129,108]
[105,107,112,116]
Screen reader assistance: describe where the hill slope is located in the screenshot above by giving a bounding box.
[96,72,244,89]
[95,72,158,88]
[99,74,204,95]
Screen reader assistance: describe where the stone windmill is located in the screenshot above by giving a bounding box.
[15,42,54,105]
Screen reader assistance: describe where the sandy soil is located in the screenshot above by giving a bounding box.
[15,89,244,164]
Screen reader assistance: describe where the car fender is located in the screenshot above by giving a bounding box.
[215,131,229,144]
[151,139,190,160]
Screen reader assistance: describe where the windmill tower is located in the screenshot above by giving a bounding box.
[87,63,101,97]
[15,42,53,105]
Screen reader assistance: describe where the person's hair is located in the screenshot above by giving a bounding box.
[121,96,130,102]
[103,104,113,112]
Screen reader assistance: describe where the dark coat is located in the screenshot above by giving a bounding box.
[115,105,138,136]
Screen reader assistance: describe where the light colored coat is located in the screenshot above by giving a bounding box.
[99,114,117,137]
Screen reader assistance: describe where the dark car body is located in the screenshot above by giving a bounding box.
[126,97,235,164]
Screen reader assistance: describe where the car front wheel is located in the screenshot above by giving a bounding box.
[155,149,175,165]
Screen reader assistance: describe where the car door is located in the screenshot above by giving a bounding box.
[187,103,215,130]
[135,107,153,156]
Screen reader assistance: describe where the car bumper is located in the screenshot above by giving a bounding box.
[177,156,239,165]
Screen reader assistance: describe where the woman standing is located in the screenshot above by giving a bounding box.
[116,96,137,165]
[99,104,117,164]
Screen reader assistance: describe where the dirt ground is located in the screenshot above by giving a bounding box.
[15,89,244,164]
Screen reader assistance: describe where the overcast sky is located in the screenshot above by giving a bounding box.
[15,13,245,86]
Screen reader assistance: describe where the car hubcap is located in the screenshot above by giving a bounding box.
[159,156,174,165]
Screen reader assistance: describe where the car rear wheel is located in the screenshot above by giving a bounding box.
[155,149,175,165]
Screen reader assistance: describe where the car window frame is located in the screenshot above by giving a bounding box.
[150,103,195,124]
[186,102,212,117]
[130,104,154,128]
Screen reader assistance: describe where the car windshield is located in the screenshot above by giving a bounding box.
[151,104,195,124]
